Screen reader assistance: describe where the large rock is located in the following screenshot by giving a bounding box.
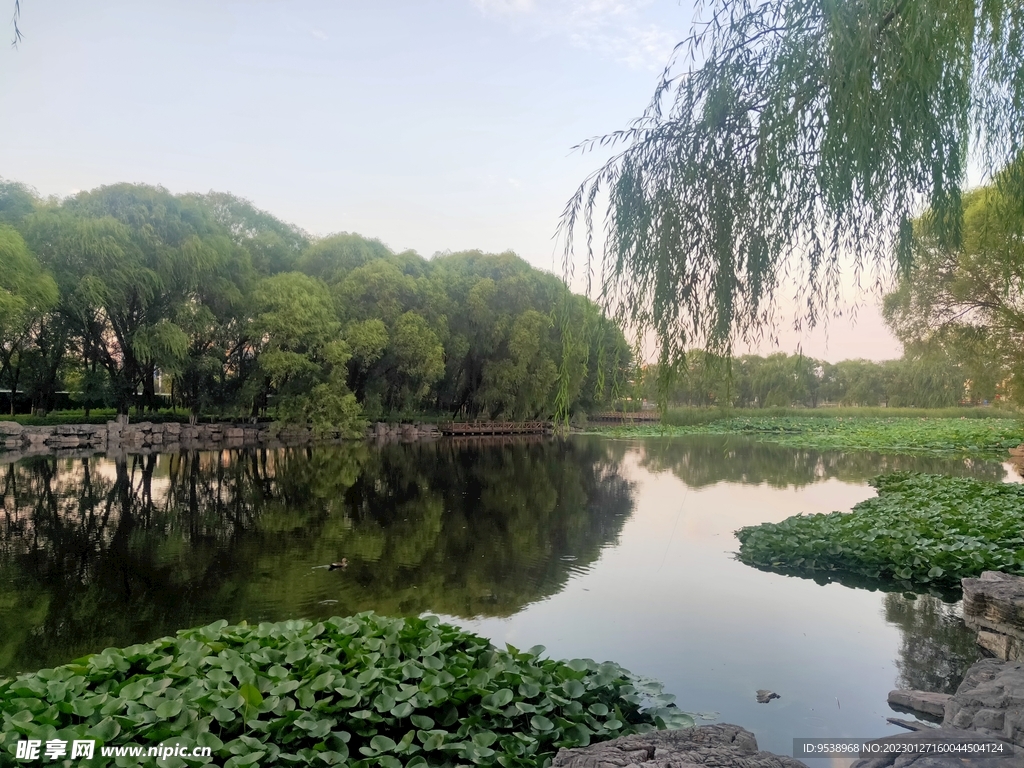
[963,572,1024,650]
[889,690,951,721]
[552,724,807,768]
[850,728,1023,767]
[943,658,1024,747]
[0,420,24,435]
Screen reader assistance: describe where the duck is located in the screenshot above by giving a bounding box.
[328,559,348,570]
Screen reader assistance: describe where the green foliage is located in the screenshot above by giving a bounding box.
[736,472,1024,590]
[0,613,690,767]
[641,351,1004,410]
[663,405,1017,423]
[884,176,1024,404]
[252,273,363,433]
[0,225,59,413]
[562,0,1024,366]
[594,416,1024,458]
[0,179,39,226]
[1,180,631,423]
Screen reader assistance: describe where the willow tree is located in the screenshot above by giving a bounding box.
[884,177,1024,401]
[0,225,57,413]
[561,0,1024,370]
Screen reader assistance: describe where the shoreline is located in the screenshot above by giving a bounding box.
[0,419,445,464]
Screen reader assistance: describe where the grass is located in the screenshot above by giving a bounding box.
[735,472,1024,591]
[588,415,1024,458]
[0,613,690,768]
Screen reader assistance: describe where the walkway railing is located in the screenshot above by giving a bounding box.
[438,421,552,436]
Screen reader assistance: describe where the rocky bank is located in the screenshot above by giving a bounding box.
[0,418,440,463]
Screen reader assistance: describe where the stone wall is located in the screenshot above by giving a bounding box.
[0,419,441,463]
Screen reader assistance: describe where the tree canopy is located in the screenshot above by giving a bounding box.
[642,348,994,408]
[0,180,632,424]
[884,173,1024,403]
[562,0,1024,368]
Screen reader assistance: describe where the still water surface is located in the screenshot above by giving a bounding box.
[0,436,1012,755]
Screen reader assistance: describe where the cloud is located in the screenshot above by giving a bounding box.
[311,29,328,41]
[471,0,681,70]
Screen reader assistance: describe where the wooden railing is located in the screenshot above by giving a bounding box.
[438,421,552,436]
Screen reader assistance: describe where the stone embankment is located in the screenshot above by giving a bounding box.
[874,571,1024,765]
[0,419,440,462]
[553,723,807,768]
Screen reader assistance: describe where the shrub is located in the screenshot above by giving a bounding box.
[0,613,690,767]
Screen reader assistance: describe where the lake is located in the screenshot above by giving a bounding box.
[0,436,1013,757]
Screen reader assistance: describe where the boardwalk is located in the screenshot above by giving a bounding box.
[438,421,552,436]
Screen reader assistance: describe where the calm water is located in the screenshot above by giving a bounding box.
[0,436,1012,755]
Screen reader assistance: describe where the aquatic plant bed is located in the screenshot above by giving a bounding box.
[0,613,689,767]
[736,472,1024,590]
[592,417,1024,457]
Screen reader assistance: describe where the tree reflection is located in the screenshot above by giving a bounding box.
[0,437,633,676]
[637,435,1006,489]
[884,593,980,695]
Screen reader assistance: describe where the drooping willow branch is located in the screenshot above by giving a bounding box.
[10,0,20,46]
[559,0,1024,374]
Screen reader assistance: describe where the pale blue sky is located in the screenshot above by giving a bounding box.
[0,0,902,361]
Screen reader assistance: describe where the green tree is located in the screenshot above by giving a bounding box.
[562,0,1024,366]
[0,179,38,226]
[832,360,887,406]
[24,186,230,413]
[194,191,309,276]
[884,181,1024,402]
[251,272,363,432]
[301,233,393,284]
[0,225,58,413]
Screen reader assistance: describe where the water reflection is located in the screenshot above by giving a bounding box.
[884,594,980,695]
[0,438,633,676]
[638,434,1007,488]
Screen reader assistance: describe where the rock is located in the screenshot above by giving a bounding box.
[943,658,1024,747]
[850,727,1023,767]
[886,717,938,732]
[0,421,24,435]
[889,690,952,721]
[978,632,1024,663]
[552,724,807,768]
[962,572,1024,646]
[756,690,781,704]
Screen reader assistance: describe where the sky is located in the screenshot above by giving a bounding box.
[0,0,903,362]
